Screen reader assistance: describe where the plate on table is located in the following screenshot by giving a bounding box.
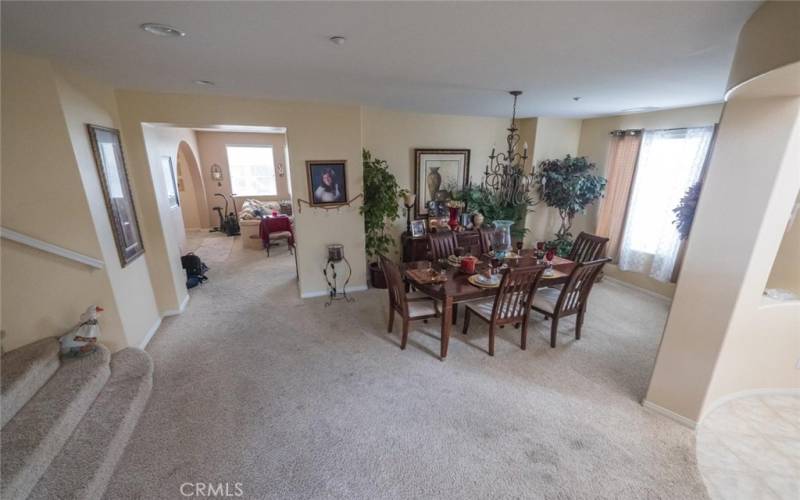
[468,274,501,288]
[488,251,520,259]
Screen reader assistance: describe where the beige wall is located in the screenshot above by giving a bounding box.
[646,89,800,424]
[195,132,290,225]
[765,194,800,294]
[361,106,510,259]
[727,1,800,92]
[115,90,366,297]
[0,52,159,352]
[576,103,724,297]
[52,64,162,351]
[141,126,201,261]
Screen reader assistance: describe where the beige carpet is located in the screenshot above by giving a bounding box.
[105,242,708,499]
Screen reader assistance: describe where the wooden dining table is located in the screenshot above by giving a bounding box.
[405,251,577,360]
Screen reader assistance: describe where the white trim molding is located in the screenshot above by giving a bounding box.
[603,276,672,303]
[642,399,697,429]
[301,284,369,299]
[1,226,104,269]
[163,294,190,317]
[139,318,162,350]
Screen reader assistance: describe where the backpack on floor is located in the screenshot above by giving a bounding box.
[181,253,208,288]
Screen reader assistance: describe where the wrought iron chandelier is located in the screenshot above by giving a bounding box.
[482,90,535,205]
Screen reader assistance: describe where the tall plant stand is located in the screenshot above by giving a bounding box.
[323,256,354,307]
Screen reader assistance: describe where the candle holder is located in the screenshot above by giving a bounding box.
[404,202,414,235]
[402,192,416,235]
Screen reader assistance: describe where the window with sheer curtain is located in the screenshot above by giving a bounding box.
[618,127,714,282]
[225,146,277,196]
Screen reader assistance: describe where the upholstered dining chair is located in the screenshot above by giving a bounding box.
[478,227,494,255]
[461,264,546,356]
[532,258,611,347]
[568,232,609,263]
[380,256,440,350]
[427,231,458,261]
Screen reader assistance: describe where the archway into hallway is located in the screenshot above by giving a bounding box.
[176,140,209,230]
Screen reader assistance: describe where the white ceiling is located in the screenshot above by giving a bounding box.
[1,1,760,118]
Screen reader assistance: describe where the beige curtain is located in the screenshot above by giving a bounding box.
[596,132,642,260]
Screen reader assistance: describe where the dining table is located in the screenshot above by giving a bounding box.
[405,250,577,360]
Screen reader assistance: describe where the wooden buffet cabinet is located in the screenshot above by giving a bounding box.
[401,229,485,262]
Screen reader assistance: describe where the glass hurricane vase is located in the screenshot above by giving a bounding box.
[491,220,513,259]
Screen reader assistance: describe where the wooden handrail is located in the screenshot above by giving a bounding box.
[0,227,104,269]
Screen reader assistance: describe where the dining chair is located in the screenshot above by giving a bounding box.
[462,264,546,356]
[380,256,440,350]
[427,231,458,260]
[568,232,609,263]
[532,257,611,347]
[478,227,494,255]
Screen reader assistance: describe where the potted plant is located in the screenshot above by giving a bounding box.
[535,155,606,256]
[360,149,402,288]
[673,181,702,240]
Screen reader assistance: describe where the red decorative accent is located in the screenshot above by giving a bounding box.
[448,207,459,231]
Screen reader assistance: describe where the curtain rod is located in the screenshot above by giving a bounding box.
[609,128,643,136]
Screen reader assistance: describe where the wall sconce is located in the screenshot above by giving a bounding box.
[210,164,223,187]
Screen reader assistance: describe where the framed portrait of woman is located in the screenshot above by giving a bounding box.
[87,124,145,267]
[306,160,348,207]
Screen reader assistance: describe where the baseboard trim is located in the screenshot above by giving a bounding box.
[699,388,800,424]
[642,399,697,429]
[162,294,190,317]
[301,284,368,299]
[139,317,162,350]
[603,276,672,302]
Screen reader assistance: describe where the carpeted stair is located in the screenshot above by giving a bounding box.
[0,338,153,500]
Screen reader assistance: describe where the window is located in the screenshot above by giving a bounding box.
[618,127,714,282]
[225,146,277,196]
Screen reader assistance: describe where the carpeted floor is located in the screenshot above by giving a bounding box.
[105,236,708,499]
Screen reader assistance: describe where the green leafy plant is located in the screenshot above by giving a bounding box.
[360,149,402,261]
[453,184,533,239]
[535,155,606,255]
[673,181,702,240]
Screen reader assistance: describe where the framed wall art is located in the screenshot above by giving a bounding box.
[306,160,348,207]
[414,149,470,217]
[87,124,145,267]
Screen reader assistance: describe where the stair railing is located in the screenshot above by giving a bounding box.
[0,226,104,269]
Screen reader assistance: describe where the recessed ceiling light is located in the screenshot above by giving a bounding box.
[141,23,186,37]
[573,97,582,101]
[193,80,215,86]
[328,35,346,46]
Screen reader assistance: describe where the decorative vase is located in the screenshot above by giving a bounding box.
[472,213,484,228]
[491,220,513,259]
[426,167,441,200]
[448,207,460,231]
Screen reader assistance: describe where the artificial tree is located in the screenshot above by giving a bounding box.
[360,149,401,287]
[535,155,606,256]
[452,184,534,240]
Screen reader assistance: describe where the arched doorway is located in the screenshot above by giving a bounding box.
[176,141,209,229]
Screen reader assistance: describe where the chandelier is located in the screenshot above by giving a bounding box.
[482,90,535,205]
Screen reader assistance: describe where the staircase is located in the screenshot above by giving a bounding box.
[1,338,153,500]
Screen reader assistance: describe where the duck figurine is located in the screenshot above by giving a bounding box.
[59,305,103,357]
